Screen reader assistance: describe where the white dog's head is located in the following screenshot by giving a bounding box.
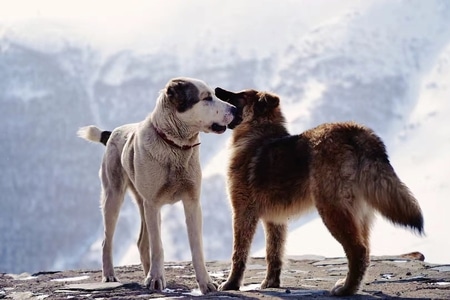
[163,77,236,134]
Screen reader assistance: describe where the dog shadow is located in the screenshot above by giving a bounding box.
[225,285,425,300]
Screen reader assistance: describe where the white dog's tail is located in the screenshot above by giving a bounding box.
[77,125,112,146]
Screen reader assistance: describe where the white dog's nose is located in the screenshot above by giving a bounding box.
[224,106,237,124]
[221,104,236,123]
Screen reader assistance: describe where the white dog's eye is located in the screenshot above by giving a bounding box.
[204,96,213,101]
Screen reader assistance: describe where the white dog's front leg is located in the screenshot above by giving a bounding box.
[182,200,218,294]
[143,204,166,291]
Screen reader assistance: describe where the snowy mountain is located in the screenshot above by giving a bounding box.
[1,0,449,274]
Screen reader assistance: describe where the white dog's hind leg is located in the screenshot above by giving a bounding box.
[131,188,150,276]
[143,203,166,291]
[101,186,126,282]
[137,219,150,275]
[100,150,128,282]
[182,200,218,294]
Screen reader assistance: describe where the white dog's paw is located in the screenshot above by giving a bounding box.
[102,275,118,282]
[144,273,166,291]
[198,281,218,294]
[198,278,218,294]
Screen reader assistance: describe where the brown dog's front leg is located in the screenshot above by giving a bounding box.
[261,221,287,288]
[219,211,259,291]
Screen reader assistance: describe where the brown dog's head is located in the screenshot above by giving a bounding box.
[215,87,281,129]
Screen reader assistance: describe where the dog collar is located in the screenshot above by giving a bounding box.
[155,127,200,150]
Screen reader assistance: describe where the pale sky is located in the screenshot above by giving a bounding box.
[0,0,366,55]
[0,0,365,25]
[0,0,163,21]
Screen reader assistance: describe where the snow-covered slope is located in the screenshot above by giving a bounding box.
[370,41,450,264]
[1,0,449,273]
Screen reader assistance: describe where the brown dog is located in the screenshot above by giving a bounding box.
[215,87,424,296]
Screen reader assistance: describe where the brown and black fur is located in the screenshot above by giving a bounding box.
[215,87,424,296]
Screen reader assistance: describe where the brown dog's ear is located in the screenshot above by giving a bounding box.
[255,92,279,114]
[215,87,250,108]
[262,93,280,108]
[215,87,236,101]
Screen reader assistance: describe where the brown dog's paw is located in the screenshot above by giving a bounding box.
[260,277,280,289]
[218,280,240,291]
[331,277,358,296]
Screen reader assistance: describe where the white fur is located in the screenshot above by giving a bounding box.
[176,79,235,133]
[77,125,102,143]
[78,77,235,294]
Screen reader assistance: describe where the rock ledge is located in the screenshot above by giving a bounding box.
[1,253,449,299]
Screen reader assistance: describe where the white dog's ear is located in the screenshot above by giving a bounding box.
[165,79,200,112]
[166,81,184,99]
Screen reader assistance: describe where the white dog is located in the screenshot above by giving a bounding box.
[78,77,236,294]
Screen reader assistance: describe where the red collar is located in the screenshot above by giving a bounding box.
[155,127,200,150]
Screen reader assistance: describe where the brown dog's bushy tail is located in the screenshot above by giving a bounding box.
[77,125,112,146]
[359,156,424,235]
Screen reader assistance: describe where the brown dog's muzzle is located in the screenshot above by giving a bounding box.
[215,87,244,129]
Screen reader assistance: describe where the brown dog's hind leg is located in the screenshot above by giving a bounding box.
[219,211,259,291]
[317,202,371,296]
[261,221,287,289]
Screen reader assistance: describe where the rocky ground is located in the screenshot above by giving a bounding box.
[1,253,449,299]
